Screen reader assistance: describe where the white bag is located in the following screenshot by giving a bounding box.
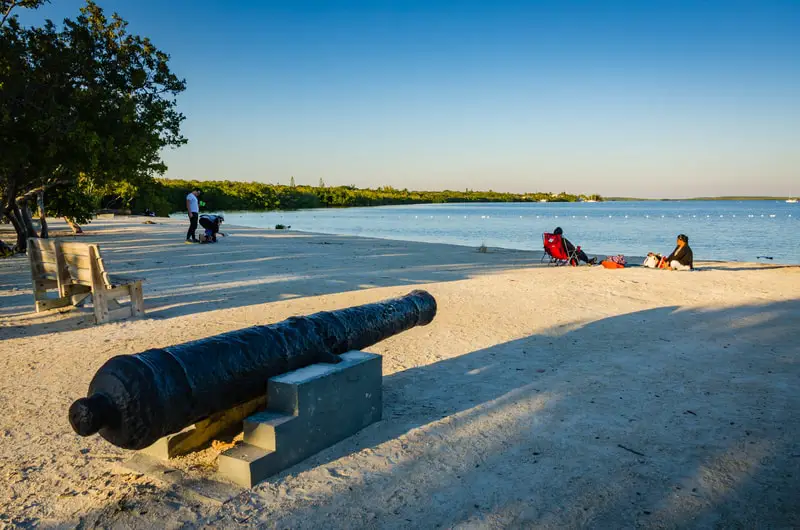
[643,254,660,268]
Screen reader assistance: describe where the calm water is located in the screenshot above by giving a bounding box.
[210,201,799,264]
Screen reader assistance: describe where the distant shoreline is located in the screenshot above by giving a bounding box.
[174,196,796,215]
[607,196,796,202]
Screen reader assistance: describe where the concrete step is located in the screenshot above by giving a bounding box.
[217,443,275,488]
[217,351,382,488]
[243,410,298,451]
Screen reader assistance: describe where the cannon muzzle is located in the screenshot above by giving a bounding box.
[69,290,436,449]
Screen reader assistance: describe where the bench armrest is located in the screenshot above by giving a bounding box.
[106,275,146,287]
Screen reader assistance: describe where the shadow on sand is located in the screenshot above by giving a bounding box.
[3,222,796,341]
[696,262,798,272]
[0,224,541,339]
[62,299,800,529]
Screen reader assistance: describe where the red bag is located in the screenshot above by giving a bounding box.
[601,260,625,269]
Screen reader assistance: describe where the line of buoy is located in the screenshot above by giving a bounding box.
[351,213,794,222]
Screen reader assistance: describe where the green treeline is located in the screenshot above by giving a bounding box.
[129,179,602,215]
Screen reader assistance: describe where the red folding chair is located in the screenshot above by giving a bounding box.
[541,233,580,266]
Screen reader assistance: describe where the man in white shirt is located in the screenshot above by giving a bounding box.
[186,189,200,243]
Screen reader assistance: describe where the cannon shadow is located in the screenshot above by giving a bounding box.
[197,298,800,528]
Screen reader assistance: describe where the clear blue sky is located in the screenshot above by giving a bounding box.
[19,0,800,198]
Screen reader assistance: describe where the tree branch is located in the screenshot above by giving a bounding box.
[15,179,70,205]
[1,0,47,27]
[1,1,22,28]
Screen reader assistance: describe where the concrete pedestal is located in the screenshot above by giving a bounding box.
[218,351,382,487]
[125,351,382,501]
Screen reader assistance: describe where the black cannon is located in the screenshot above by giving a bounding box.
[69,290,436,450]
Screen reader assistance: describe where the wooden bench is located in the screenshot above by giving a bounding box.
[28,238,145,324]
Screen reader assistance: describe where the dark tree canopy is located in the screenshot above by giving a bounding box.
[0,0,186,251]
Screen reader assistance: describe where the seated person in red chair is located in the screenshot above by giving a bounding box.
[553,227,597,265]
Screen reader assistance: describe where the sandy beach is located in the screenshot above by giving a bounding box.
[0,217,798,529]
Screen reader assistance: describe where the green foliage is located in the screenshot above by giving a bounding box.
[129,179,172,216]
[0,0,185,245]
[47,185,97,224]
[148,178,597,213]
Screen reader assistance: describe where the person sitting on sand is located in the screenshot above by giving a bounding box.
[553,227,597,265]
[664,234,693,270]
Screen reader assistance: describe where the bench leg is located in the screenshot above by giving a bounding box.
[33,285,72,313]
[93,288,110,324]
[130,282,145,317]
[32,285,45,312]
[92,283,145,324]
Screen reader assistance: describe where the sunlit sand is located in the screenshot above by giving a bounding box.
[1,218,798,527]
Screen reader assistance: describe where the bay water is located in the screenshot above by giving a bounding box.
[207,201,799,264]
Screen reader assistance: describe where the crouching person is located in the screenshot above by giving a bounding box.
[198,214,225,243]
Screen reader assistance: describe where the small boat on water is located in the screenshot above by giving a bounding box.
[787,198,798,203]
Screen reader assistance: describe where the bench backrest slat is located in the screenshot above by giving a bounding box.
[28,238,70,295]
[62,253,92,270]
[28,239,113,290]
[28,240,55,273]
[59,241,93,257]
[30,256,60,277]
[66,264,95,285]
[29,246,58,265]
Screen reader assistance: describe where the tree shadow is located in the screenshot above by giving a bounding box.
[4,221,795,341]
[45,299,800,528]
[0,222,542,339]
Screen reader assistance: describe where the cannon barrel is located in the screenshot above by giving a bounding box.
[69,290,436,449]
